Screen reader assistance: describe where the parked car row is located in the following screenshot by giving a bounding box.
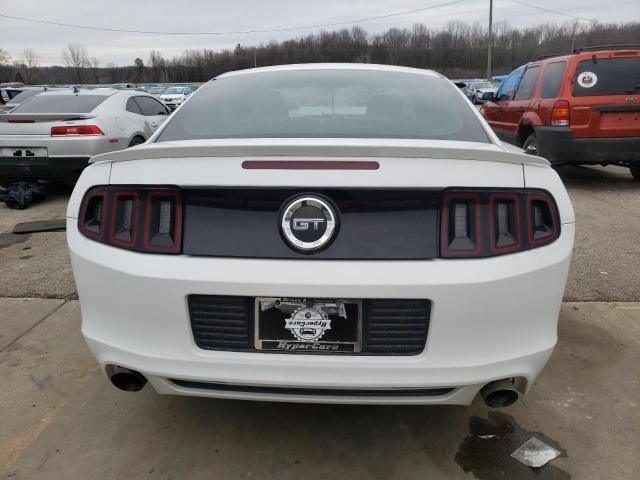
[478,46,640,180]
[0,88,171,184]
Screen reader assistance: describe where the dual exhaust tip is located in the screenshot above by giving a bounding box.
[481,378,520,408]
[108,366,520,408]
[109,366,147,392]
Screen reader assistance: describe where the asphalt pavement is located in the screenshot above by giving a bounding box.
[1,299,638,479]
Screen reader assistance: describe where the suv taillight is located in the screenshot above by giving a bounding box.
[441,189,559,258]
[78,186,182,254]
[551,100,570,127]
[51,125,104,136]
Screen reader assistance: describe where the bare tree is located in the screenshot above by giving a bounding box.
[0,47,10,65]
[134,57,144,83]
[2,20,638,84]
[104,62,120,83]
[62,44,90,83]
[89,57,100,83]
[19,48,40,84]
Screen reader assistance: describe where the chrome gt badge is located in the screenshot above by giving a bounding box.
[284,306,331,342]
[280,195,337,252]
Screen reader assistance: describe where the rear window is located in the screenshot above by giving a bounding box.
[7,89,41,104]
[13,95,108,113]
[573,57,640,97]
[157,69,489,143]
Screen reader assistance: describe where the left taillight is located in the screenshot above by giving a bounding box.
[51,125,104,136]
[78,186,183,254]
[551,100,570,127]
[440,189,559,258]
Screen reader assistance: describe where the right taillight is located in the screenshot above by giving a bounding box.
[78,186,183,254]
[551,100,570,127]
[441,189,559,258]
[51,125,104,136]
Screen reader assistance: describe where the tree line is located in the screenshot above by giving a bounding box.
[1,20,639,85]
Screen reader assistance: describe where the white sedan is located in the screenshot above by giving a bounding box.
[159,86,193,110]
[0,89,170,184]
[67,64,574,407]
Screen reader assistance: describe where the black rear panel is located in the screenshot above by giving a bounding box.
[363,299,431,354]
[182,188,440,259]
[188,295,254,351]
[188,295,430,356]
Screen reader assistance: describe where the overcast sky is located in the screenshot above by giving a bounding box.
[1,0,638,66]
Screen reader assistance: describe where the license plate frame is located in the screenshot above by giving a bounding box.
[254,297,363,353]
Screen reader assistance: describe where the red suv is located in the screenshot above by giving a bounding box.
[480,47,640,181]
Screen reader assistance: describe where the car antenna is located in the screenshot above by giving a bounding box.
[592,54,598,64]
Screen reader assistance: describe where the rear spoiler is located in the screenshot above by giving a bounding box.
[90,138,549,166]
[0,113,96,122]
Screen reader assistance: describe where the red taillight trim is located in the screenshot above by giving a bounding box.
[242,160,380,170]
[108,191,140,248]
[488,193,522,254]
[142,190,183,254]
[551,100,570,127]
[51,125,104,136]
[526,193,560,246]
[78,189,107,240]
[441,192,482,257]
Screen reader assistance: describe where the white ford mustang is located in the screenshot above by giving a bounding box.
[67,64,574,407]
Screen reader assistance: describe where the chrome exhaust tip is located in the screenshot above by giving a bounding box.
[481,378,519,408]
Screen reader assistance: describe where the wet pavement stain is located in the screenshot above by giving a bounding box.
[0,232,30,249]
[455,411,569,480]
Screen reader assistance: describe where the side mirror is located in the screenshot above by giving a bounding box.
[482,92,496,102]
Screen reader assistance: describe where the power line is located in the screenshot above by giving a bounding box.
[0,1,465,36]
[508,0,614,25]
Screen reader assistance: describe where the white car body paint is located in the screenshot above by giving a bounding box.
[68,64,574,405]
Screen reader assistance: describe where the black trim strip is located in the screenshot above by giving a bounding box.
[592,104,640,113]
[169,379,453,397]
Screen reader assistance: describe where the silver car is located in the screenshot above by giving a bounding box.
[0,89,170,183]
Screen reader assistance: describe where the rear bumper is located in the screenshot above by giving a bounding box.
[537,127,640,165]
[0,155,90,181]
[68,218,574,405]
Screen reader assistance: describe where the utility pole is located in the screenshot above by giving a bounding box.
[254,50,257,68]
[486,0,493,81]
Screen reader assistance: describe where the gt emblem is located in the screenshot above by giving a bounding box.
[280,195,338,252]
[292,218,326,231]
[626,97,638,103]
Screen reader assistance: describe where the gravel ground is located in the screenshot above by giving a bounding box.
[0,164,638,301]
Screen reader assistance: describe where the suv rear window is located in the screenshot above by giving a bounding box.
[157,69,490,143]
[13,95,108,113]
[573,57,640,97]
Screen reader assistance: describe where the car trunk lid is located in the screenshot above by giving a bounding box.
[0,113,96,136]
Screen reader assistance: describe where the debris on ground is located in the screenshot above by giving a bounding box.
[456,412,569,479]
[13,219,66,234]
[511,437,561,468]
[0,181,47,209]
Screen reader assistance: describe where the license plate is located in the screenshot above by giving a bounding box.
[1,147,48,158]
[255,298,362,353]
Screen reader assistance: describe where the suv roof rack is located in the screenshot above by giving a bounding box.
[573,44,640,53]
[537,53,570,60]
